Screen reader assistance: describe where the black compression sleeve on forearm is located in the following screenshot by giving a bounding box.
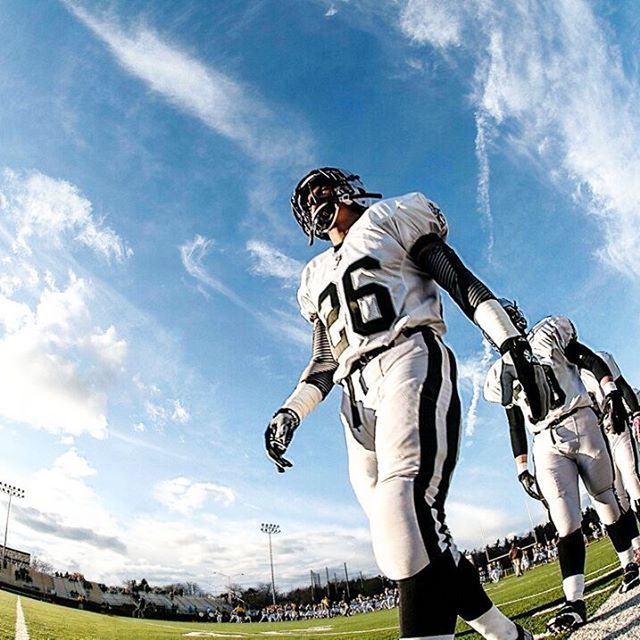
[564,340,612,382]
[300,319,338,398]
[410,234,495,320]
[507,406,528,458]
[617,375,640,413]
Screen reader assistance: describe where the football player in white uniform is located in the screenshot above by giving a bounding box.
[581,352,640,555]
[264,168,551,640]
[484,305,639,633]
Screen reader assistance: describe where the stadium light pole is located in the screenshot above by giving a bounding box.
[260,522,280,605]
[0,482,25,567]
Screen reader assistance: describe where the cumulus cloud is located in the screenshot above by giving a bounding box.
[15,506,127,555]
[0,273,118,438]
[0,169,131,263]
[394,0,640,278]
[23,450,122,545]
[448,500,513,550]
[154,477,236,514]
[246,240,303,286]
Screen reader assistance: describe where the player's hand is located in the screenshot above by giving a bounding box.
[265,408,300,473]
[604,390,627,435]
[518,470,544,502]
[631,412,640,441]
[502,336,550,423]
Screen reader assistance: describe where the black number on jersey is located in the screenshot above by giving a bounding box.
[542,364,566,410]
[318,282,349,358]
[318,257,396,357]
[343,257,396,335]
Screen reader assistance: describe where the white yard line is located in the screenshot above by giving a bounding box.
[495,563,619,608]
[15,597,30,640]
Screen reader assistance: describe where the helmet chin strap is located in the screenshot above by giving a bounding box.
[339,191,383,204]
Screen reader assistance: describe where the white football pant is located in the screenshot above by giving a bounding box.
[533,408,620,535]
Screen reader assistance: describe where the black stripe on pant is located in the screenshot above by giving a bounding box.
[415,329,458,561]
[414,328,444,560]
[400,331,461,638]
[435,345,461,546]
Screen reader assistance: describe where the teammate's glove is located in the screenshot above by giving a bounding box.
[518,470,544,502]
[501,336,551,423]
[604,390,627,435]
[265,408,300,473]
[631,412,640,442]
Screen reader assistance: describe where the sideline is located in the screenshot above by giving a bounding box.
[15,596,29,640]
[568,583,640,640]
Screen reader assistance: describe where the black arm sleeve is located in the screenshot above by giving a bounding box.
[617,375,640,413]
[564,339,612,382]
[410,234,495,320]
[299,319,338,398]
[507,406,528,458]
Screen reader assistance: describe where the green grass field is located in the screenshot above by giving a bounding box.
[0,539,623,640]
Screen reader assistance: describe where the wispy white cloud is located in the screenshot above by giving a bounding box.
[399,0,463,49]
[246,240,303,286]
[393,0,640,278]
[180,235,251,310]
[153,477,236,514]
[180,235,309,347]
[171,399,190,424]
[66,3,313,170]
[458,340,494,437]
[0,169,131,263]
[474,111,495,261]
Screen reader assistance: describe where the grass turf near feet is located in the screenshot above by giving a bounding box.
[0,589,17,640]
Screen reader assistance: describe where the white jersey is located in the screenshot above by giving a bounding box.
[297,192,448,382]
[580,351,621,413]
[484,316,592,434]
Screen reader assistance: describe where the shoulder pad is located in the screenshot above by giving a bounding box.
[530,315,576,349]
[297,250,332,322]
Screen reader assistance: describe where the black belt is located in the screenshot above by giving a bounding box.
[545,406,588,431]
[346,325,429,378]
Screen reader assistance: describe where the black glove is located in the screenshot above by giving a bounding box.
[265,408,300,473]
[518,470,544,502]
[501,336,550,423]
[604,390,627,435]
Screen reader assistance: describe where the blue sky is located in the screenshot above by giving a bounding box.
[1,0,639,593]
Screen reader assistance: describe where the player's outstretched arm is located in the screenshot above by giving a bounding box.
[565,340,626,434]
[507,406,545,502]
[265,319,337,473]
[412,234,550,421]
